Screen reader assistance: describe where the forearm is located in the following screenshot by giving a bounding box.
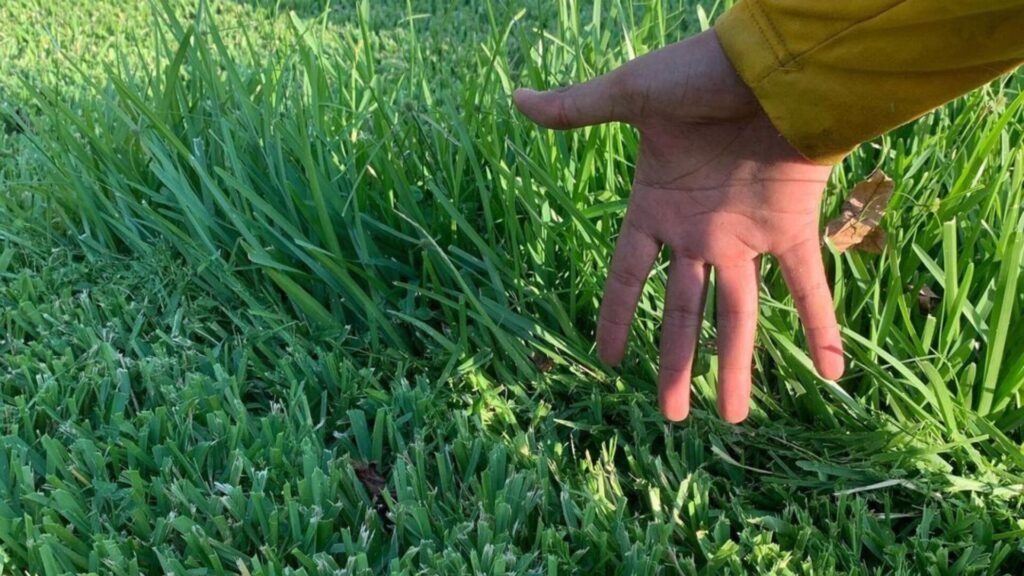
[715,0,1024,164]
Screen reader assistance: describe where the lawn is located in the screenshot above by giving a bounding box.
[1,0,1022,574]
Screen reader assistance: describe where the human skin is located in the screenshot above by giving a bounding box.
[513,29,844,423]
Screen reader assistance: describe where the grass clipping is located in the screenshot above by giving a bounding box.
[825,170,893,253]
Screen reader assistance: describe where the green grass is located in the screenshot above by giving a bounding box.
[1,0,1023,573]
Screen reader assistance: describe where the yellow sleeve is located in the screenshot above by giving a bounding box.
[715,0,1024,164]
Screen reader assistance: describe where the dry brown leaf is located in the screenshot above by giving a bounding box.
[353,461,387,498]
[825,170,894,254]
[918,285,940,314]
[532,353,555,373]
[353,461,393,527]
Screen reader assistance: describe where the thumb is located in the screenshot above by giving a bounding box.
[513,73,626,130]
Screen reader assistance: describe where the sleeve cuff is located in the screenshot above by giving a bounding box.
[715,1,851,165]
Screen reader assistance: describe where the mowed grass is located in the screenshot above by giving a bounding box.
[1,0,1023,574]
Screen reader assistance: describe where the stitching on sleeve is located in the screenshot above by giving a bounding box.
[745,0,787,77]
[756,0,913,83]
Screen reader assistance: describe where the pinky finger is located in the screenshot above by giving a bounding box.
[777,240,845,380]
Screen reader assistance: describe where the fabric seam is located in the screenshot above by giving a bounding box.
[752,0,913,85]
[745,0,788,74]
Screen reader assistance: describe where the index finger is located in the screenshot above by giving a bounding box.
[597,220,660,366]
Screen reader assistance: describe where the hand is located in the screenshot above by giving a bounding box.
[513,30,844,423]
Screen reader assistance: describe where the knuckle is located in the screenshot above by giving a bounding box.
[608,267,646,289]
[789,277,826,301]
[554,92,574,128]
[598,313,632,328]
[663,306,702,328]
[658,365,693,382]
[717,307,757,322]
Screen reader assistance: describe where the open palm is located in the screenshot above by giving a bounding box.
[514,30,844,422]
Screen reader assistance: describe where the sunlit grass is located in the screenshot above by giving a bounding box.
[1,0,1022,573]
